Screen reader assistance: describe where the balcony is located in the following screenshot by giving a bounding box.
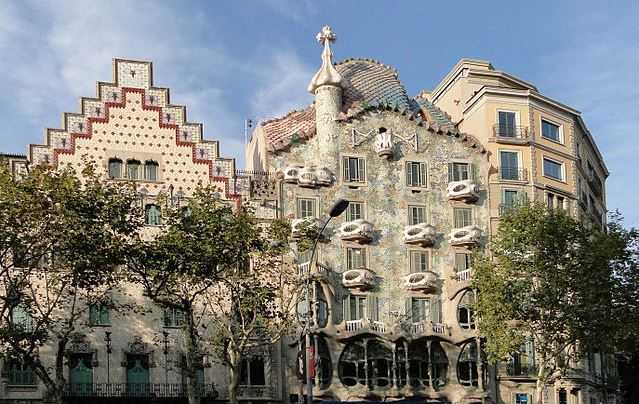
[403,271,438,291]
[447,180,480,203]
[343,318,386,335]
[238,385,276,399]
[449,225,481,247]
[498,167,528,182]
[498,203,518,216]
[62,383,217,399]
[298,167,319,188]
[491,124,529,143]
[281,165,334,187]
[342,268,376,289]
[499,361,539,378]
[410,321,448,336]
[403,223,436,246]
[456,269,472,282]
[297,262,330,279]
[291,217,321,239]
[283,165,302,183]
[337,219,374,243]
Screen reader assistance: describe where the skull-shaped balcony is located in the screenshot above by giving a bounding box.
[342,268,376,290]
[298,167,319,188]
[375,130,393,159]
[449,225,482,247]
[337,219,374,244]
[403,271,438,292]
[404,223,436,247]
[291,217,321,239]
[447,180,480,203]
[283,165,303,184]
[316,167,334,186]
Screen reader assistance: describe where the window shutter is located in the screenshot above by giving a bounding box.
[420,163,427,187]
[358,158,365,182]
[342,157,349,181]
[89,305,98,325]
[404,298,412,322]
[368,296,379,321]
[448,163,454,182]
[342,296,349,322]
[431,298,441,323]
[406,162,412,186]
[470,164,478,183]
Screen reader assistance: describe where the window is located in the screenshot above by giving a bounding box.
[240,356,266,385]
[546,192,566,210]
[296,198,316,218]
[11,304,34,333]
[406,161,427,187]
[346,202,363,221]
[7,358,36,386]
[411,298,430,322]
[508,339,536,376]
[558,389,568,404]
[457,341,479,387]
[448,162,470,182]
[543,158,563,181]
[410,250,429,273]
[163,307,185,327]
[455,252,471,273]
[500,151,521,180]
[498,111,516,137]
[515,393,530,404]
[144,161,158,181]
[126,160,141,180]
[145,204,161,226]
[502,189,522,215]
[453,208,472,228]
[108,158,122,179]
[89,303,110,326]
[69,353,94,394]
[343,156,366,183]
[346,247,366,270]
[408,205,426,225]
[344,295,367,321]
[457,290,476,329]
[541,119,561,142]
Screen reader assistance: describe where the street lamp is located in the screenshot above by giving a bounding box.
[104,331,112,384]
[303,199,348,404]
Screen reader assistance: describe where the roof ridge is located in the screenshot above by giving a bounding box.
[334,58,399,79]
[260,105,315,127]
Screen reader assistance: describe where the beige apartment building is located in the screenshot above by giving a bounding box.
[0,27,615,404]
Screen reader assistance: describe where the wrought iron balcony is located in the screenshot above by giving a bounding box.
[492,124,529,142]
[498,167,528,182]
[238,385,275,399]
[499,362,539,377]
[62,383,218,398]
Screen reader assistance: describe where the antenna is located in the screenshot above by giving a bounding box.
[244,119,254,146]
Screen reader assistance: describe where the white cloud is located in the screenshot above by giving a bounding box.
[260,0,317,23]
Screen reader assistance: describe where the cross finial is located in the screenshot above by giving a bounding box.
[316,26,336,46]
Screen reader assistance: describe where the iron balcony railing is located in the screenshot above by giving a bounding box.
[62,383,217,398]
[499,361,538,377]
[238,385,275,398]
[498,167,528,182]
[492,124,529,140]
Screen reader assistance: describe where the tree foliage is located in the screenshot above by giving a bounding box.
[473,203,638,402]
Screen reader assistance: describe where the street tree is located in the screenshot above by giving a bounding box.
[473,203,638,404]
[0,163,142,404]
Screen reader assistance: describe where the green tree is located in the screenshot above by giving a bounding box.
[204,217,302,404]
[127,186,276,404]
[473,203,638,404]
[0,163,142,404]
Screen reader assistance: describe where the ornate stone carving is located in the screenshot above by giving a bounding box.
[316,167,334,186]
[447,179,480,202]
[298,167,318,188]
[449,225,482,246]
[337,219,374,243]
[341,268,376,289]
[375,131,393,158]
[283,165,303,183]
[403,271,438,291]
[307,26,342,93]
[404,223,437,246]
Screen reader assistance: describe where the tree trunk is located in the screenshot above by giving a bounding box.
[535,361,546,404]
[32,363,62,404]
[185,311,201,404]
[227,348,241,404]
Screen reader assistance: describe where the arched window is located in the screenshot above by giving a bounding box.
[395,340,408,388]
[145,204,161,226]
[431,341,448,389]
[127,160,141,180]
[408,340,429,387]
[366,340,392,388]
[338,342,365,387]
[144,161,159,181]
[108,158,122,179]
[457,340,479,387]
[457,290,476,329]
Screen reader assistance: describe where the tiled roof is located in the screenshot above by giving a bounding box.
[261,106,316,152]
[413,96,455,130]
[336,58,411,114]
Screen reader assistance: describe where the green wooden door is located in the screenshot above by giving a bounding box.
[126,355,150,396]
[69,355,93,396]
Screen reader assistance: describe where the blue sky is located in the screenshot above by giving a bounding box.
[1,1,637,225]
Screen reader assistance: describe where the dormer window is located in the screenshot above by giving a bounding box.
[127,160,141,180]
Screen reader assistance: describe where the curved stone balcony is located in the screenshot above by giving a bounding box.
[341,318,387,337]
[337,219,374,243]
[316,167,334,186]
[291,217,321,239]
[410,321,449,337]
[447,179,480,203]
[402,271,438,291]
[341,268,376,289]
[283,165,303,183]
[298,167,318,188]
[449,225,482,247]
[403,223,436,246]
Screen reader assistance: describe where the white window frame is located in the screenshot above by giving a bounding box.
[296,197,317,218]
[540,117,564,144]
[345,247,367,270]
[409,250,429,273]
[448,160,471,182]
[346,201,365,221]
[453,207,473,228]
[408,205,427,225]
[542,156,565,182]
[406,161,428,188]
[342,155,366,184]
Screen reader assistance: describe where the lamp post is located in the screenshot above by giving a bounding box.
[162,331,170,385]
[104,331,112,384]
[303,199,348,404]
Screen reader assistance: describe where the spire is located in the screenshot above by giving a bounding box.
[307,25,342,94]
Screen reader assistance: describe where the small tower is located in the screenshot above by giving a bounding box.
[308,26,343,172]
